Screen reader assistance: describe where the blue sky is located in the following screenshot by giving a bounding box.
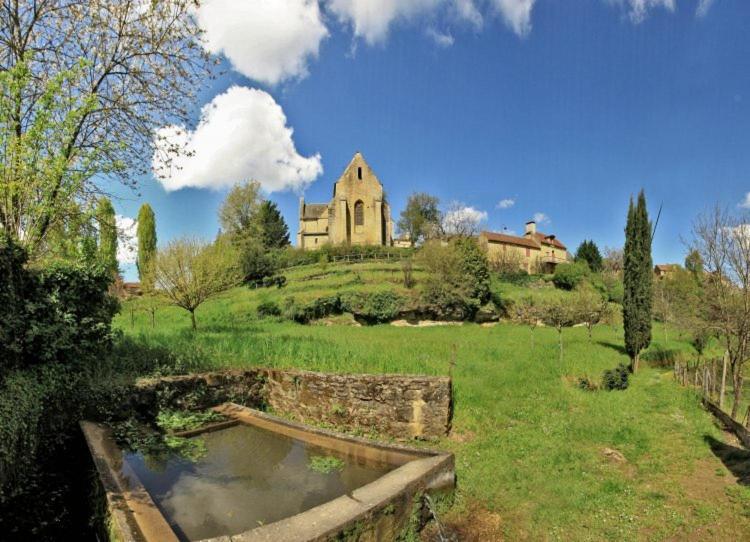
[111,0,749,280]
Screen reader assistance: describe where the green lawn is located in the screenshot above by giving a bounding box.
[116,263,750,540]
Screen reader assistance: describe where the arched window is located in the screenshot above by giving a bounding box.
[354,201,364,226]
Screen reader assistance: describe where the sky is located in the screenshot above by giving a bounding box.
[109,0,750,281]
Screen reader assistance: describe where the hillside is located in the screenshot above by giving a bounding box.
[115,260,750,540]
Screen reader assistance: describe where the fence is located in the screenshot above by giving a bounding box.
[674,353,750,436]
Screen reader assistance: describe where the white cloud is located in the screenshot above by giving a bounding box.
[533,212,550,224]
[116,215,138,265]
[443,203,488,234]
[489,0,536,36]
[426,27,455,47]
[696,0,716,17]
[606,0,675,24]
[195,0,328,85]
[327,0,443,45]
[739,193,750,209]
[496,198,515,209]
[152,86,323,193]
[452,0,483,28]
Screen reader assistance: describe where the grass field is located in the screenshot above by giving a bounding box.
[116,262,750,540]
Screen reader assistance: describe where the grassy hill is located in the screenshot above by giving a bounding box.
[116,260,750,540]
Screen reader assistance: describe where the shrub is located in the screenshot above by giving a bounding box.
[341,291,406,324]
[0,238,118,374]
[552,262,590,290]
[602,364,630,390]
[577,376,598,391]
[256,300,282,318]
[641,345,686,368]
[260,275,287,289]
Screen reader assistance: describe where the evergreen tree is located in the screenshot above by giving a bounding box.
[575,239,603,272]
[137,203,157,290]
[623,190,653,372]
[96,197,118,277]
[256,200,290,249]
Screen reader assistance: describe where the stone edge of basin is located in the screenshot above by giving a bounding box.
[82,404,455,542]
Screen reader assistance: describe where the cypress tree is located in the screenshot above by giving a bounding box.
[256,200,290,249]
[96,197,118,277]
[623,190,653,372]
[137,203,157,290]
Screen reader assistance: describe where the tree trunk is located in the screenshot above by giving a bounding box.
[630,353,639,374]
[731,366,742,420]
[190,310,197,331]
[719,351,728,410]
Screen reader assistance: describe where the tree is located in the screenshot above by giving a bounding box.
[153,237,241,331]
[541,297,577,362]
[573,283,610,341]
[684,249,704,278]
[603,246,624,276]
[575,240,603,272]
[96,197,117,277]
[136,204,157,291]
[397,192,441,246]
[0,1,210,257]
[512,296,542,349]
[692,206,750,418]
[219,181,263,242]
[623,191,653,372]
[256,200,290,249]
[552,262,590,290]
[441,201,483,238]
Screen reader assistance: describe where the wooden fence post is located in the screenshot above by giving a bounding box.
[720,351,729,410]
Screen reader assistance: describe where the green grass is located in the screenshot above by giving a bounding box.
[115,262,750,540]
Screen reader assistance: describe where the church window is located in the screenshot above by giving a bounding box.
[357,167,362,180]
[354,200,364,226]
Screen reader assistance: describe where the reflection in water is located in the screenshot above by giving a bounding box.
[124,424,393,541]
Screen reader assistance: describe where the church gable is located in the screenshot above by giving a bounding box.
[297,151,393,250]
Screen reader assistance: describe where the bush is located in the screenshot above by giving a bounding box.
[602,364,630,390]
[256,300,282,318]
[341,291,407,324]
[0,238,118,374]
[260,275,287,289]
[552,262,590,290]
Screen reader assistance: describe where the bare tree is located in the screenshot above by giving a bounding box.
[541,297,578,362]
[512,296,542,349]
[692,206,750,418]
[153,237,241,331]
[441,201,484,238]
[0,0,211,256]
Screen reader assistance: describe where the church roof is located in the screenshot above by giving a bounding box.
[302,203,328,219]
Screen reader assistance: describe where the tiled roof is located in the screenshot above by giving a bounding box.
[303,203,328,219]
[532,232,567,250]
[655,264,679,272]
[481,231,540,250]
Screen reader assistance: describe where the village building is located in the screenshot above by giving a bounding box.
[654,264,680,279]
[297,152,394,250]
[479,221,569,274]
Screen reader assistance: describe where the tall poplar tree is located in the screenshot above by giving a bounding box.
[623,190,653,372]
[137,204,157,290]
[96,197,118,277]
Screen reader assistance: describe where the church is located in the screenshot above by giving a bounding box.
[297,152,394,250]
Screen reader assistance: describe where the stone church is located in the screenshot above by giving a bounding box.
[297,152,394,250]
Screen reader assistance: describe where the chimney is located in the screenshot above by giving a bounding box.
[525,220,536,236]
[299,196,305,217]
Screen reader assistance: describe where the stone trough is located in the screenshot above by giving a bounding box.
[82,403,455,541]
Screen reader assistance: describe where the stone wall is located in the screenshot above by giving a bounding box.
[264,369,452,440]
[131,369,452,440]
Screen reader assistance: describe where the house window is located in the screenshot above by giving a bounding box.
[525,247,530,257]
[354,200,364,226]
[357,167,362,180]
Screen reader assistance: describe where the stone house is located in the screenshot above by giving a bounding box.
[654,264,680,279]
[479,221,569,274]
[297,152,394,250]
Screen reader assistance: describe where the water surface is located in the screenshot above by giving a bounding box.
[123,423,394,541]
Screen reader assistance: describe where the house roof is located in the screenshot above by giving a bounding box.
[481,231,540,250]
[530,231,567,250]
[655,264,680,272]
[302,203,328,219]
